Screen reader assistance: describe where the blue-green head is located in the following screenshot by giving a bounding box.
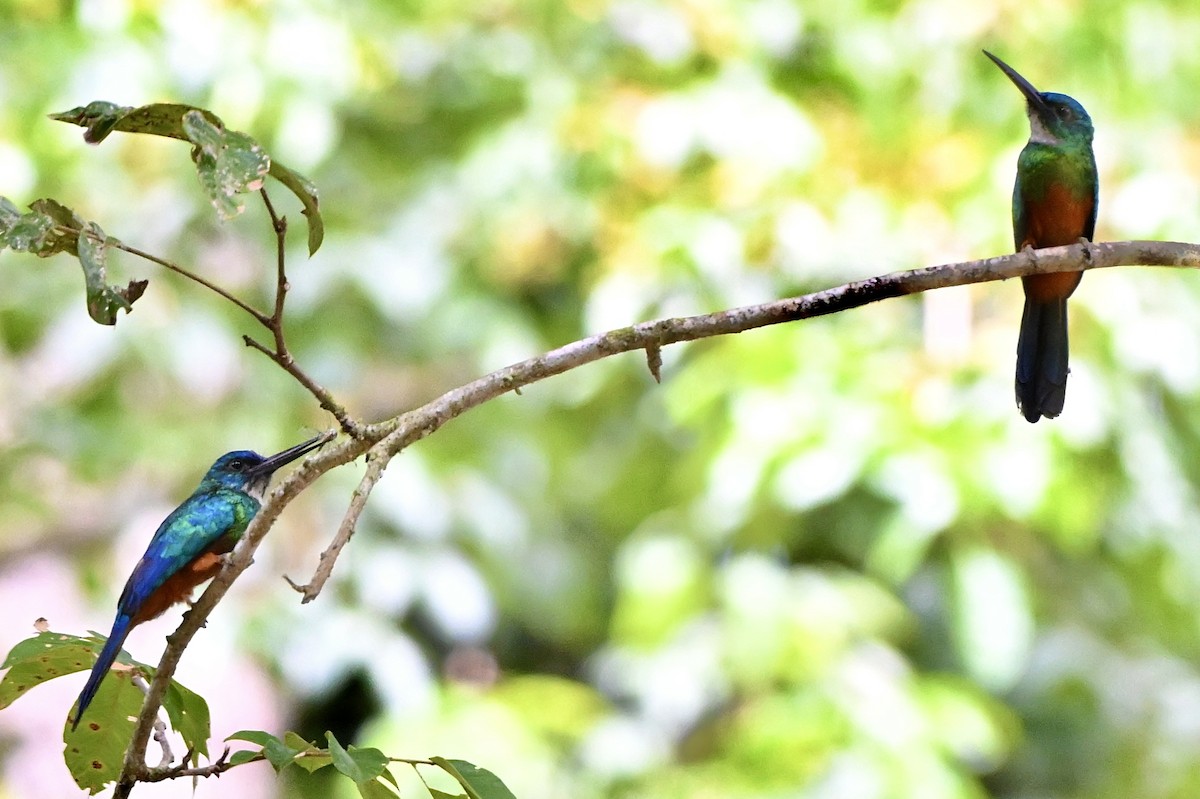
[200,434,330,497]
[984,50,1094,145]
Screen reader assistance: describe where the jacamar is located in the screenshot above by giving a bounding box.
[70,434,329,731]
[986,50,1098,422]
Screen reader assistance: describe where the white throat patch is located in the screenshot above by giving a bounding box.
[246,476,270,501]
[1026,107,1060,145]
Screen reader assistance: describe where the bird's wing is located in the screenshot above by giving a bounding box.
[115,489,249,615]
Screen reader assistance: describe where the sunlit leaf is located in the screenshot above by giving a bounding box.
[0,629,207,791]
[0,633,101,709]
[431,758,518,799]
[182,110,271,220]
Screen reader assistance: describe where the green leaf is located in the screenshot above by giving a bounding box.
[378,765,400,788]
[268,161,324,255]
[227,750,262,767]
[0,642,95,709]
[226,729,280,747]
[429,791,468,799]
[48,100,135,144]
[0,647,91,708]
[223,730,291,772]
[50,101,220,144]
[284,731,333,773]
[283,731,317,749]
[0,631,121,709]
[262,737,303,773]
[63,667,144,794]
[430,758,518,799]
[326,732,389,783]
[182,110,271,221]
[0,201,147,323]
[0,195,19,237]
[51,101,325,253]
[76,221,146,325]
[293,752,334,773]
[2,630,98,670]
[356,776,401,799]
[162,676,211,759]
[1,209,55,253]
[2,198,80,257]
[0,629,207,792]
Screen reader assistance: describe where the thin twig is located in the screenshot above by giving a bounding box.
[234,190,365,437]
[131,674,173,769]
[259,187,290,346]
[71,217,363,437]
[285,442,389,602]
[136,747,238,783]
[60,225,271,324]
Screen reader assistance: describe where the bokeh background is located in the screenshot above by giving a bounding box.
[3,0,1200,797]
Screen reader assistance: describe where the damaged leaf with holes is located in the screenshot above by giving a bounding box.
[77,221,147,325]
[182,110,271,220]
[0,198,147,324]
[0,632,105,710]
[50,101,325,253]
[1,197,80,257]
[64,672,144,794]
[0,631,211,791]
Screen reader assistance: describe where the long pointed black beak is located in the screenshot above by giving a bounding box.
[248,431,333,478]
[984,50,1053,121]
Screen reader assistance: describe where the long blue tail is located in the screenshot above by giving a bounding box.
[71,613,133,731]
[1015,296,1070,423]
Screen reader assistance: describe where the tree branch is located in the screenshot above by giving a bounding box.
[285,441,389,602]
[111,239,1200,795]
[368,240,1200,441]
[68,213,364,437]
[135,746,239,783]
[287,240,1200,599]
[235,190,365,437]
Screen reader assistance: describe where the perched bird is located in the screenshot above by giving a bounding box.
[70,434,329,731]
[985,50,1098,422]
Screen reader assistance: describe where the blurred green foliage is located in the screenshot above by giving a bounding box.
[3,0,1200,798]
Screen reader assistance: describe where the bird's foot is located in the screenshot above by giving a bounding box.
[1077,237,1094,265]
[181,600,209,628]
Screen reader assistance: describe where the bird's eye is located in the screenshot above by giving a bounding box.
[229,459,245,472]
